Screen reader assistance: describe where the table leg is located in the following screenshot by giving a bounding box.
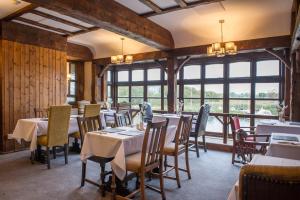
[111,171,116,200]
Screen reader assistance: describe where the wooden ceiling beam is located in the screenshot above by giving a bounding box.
[25,0,174,50]
[138,0,162,13]
[15,17,73,36]
[141,0,224,17]
[30,10,89,31]
[69,27,100,37]
[3,4,37,21]
[174,0,187,8]
[93,35,291,65]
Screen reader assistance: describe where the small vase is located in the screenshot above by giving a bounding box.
[278,111,285,123]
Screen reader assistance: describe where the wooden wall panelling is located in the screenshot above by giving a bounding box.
[61,52,67,104]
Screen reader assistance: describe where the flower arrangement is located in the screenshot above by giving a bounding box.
[276,101,288,122]
[177,99,184,116]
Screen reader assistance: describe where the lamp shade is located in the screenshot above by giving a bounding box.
[125,55,133,64]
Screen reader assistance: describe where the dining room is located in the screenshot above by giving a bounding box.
[0,0,300,200]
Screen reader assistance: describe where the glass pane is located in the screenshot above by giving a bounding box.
[107,71,111,82]
[204,84,223,98]
[184,85,201,98]
[163,99,168,111]
[118,71,129,82]
[107,86,111,98]
[132,70,144,81]
[131,98,144,109]
[255,83,279,99]
[147,85,161,97]
[255,100,278,115]
[69,63,76,80]
[229,100,251,114]
[206,116,223,133]
[183,99,201,112]
[229,83,251,98]
[229,62,250,78]
[257,60,279,76]
[148,68,161,81]
[118,98,129,103]
[69,81,76,95]
[205,64,223,78]
[184,65,201,80]
[67,96,76,103]
[164,72,168,80]
[131,86,144,97]
[117,86,129,97]
[164,85,168,97]
[177,72,180,80]
[204,99,223,113]
[148,98,161,110]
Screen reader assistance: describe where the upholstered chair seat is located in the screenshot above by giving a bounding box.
[163,143,185,155]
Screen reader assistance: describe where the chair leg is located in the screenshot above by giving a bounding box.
[202,135,207,152]
[64,144,68,164]
[231,146,236,164]
[185,150,191,179]
[53,147,56,159]
[81,162,86,187]
[164,155,167,171]
[46,147,51,169]
[140,173,146,200]
[195,136,200,158]
[174,155,181,188]
[30,151,35,164]
[159,162,166,200]
[111,172,116,200]
[100,162,106,197]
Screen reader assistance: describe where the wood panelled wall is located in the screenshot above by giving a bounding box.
[0,40,67,152]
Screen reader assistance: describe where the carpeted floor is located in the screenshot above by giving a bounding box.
[0,150,240,200]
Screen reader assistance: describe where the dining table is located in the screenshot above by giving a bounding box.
[256,120,300,135]
[266,132,300,160]
[227,155,300,200]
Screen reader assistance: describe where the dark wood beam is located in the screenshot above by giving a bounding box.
[30,10,89,31]
[25,0,174,50]
[175,56,191,74]
[67,43,93,61]
[175,0,187,8]
[3,4,37,21]
[0,21,67,51]
[141,0,223,17]
[265,48,291,70]
[138,0,162,13]
[94,35,291,64]
[15,17,72,35]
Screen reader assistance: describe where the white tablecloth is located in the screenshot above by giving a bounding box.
[80,127,144,180]
[11,118,78,151]
[153,114,181,143]
[266,133,300,160]
[227,155,300,200]
[256,120,300,135]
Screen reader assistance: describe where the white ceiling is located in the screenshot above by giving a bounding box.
[0,0,30,19]
[0,0,294,59]
[116,0,293,48]
[68,29,157,59]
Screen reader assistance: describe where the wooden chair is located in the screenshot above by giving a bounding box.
[104,112,116,128]
[239,165,300,200]
[34,108,48,118]
[163,115,193,188]
[189,104,210,158]
[230,116,270,164]
[114,111,132,127]
[77,115,113,197]
[77,100,90,115]
[116,102,131,112]
[84,104,101,117]
[112,120,169,200]
[36,105,71,169]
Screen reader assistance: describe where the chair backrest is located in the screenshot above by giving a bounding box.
[114,111,132,127]
[194,104,210,135]
[230,116,242,143]
[34,108,49,118]
[47,105,71,147]
[78,100,90,114]
[175,115,193,150]
[77,115,102,143]
[84,104,101,117]
[141,120,169,170]
[117,102,131,112]
[239,165,300,200]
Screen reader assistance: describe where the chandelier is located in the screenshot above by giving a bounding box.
[207,20,237,57]
[111,38,133,64]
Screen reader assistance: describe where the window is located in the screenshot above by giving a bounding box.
[107,71,111,82]
[132,70,144,82]
[148,68,161,81]
[131,86,144,109]
[118,71,129,82]
[183,85,201,112]
[257,60,279,76]
[229,62,250,78]
[117,86,129,103]
[255,83,279,115]
[229,83,251,114]
[205,64,223,78]
[204,84,223,113]
[184,65,201,79]
[67,62,77,103]
[147,85,161,110]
